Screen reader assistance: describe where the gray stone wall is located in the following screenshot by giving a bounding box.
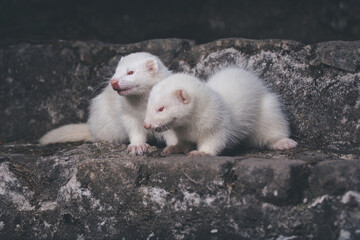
[1,39,359,151]
[0,38,359,239]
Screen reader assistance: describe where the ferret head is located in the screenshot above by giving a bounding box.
[144,74,198,132]
[110,52,170,96]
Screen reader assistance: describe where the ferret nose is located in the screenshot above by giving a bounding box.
[110,79,120,90]
[144,123,151,129]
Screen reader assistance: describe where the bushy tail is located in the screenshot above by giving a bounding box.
[39,123,92,145]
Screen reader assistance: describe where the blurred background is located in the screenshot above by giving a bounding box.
[0,0,360,45]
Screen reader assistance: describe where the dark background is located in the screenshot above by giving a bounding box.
[0,0,360,45]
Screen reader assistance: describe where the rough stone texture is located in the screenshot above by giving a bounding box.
[1,38,360,239]
[309,160,360,197]
[0,143,360,239]
[1,38,359,152]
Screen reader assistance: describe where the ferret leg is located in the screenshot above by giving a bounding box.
[162,140,192,155]
[188,136,225,156]
[162,130,178,146]
[271,138,298,150]
[254,93,298,150]
[126,121,150,156]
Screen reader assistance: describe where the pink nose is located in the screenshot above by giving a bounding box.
[110,79,120,90]
[144,123,151,129]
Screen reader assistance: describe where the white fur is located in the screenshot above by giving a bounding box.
[144,67,297,156]
[40,52,177,155]
[39,123,91,144]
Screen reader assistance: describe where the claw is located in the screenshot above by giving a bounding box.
[127,143,150,156]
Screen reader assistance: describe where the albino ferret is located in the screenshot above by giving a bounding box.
[40,52,177,155]
[144,67,297,156]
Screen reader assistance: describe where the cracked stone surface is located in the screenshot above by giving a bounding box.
[0,38,360,239]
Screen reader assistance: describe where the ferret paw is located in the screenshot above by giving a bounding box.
[127,143,150,155]
[272,138,298,150]
[162,145,184,155]
[162,144,191,155]
[187,150,212,157]
[161,145,177,155]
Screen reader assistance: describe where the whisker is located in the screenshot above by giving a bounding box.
[89,63,116,96]
[103,64,115,73]
[90,80,109,96]
[90,81,109,96]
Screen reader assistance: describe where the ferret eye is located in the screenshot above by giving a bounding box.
[127,71,134,75]
[158,106,164,112]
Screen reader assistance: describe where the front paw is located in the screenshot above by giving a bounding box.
[187,150,212,157]
[162,145,180,156]
[161,144,191,156]
[127,143,150,156]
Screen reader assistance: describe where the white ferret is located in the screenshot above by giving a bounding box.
[40,52,177,155]
[143,67,297,156]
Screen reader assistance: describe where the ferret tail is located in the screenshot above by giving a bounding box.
[39,123,92,145]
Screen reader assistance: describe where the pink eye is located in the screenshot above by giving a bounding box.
[158,106,164,112]
[127,71,134,75]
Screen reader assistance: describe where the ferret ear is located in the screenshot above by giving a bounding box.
[174,89,189,104]
[145,58,158,74]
